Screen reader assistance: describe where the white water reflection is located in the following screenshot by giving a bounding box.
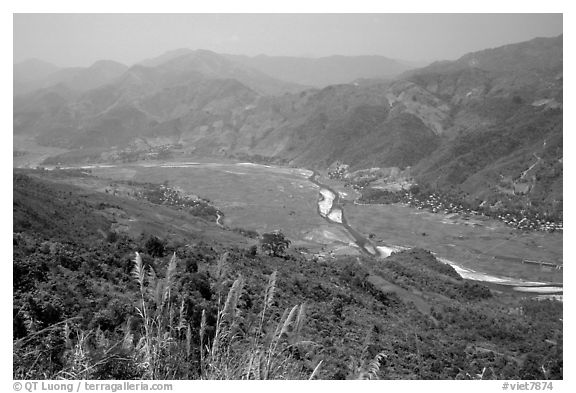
[376,245,407,257]
[318,189,335,217]
[513,286,563,293]
[327,208,343,223]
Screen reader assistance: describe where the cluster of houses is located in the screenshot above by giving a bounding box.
[347,180,373,191]
[142,145,176,160]
[137,184,219,221]
[101,144,179,163]
[139,184,201,208]
[331,163,563,234]
[327,162,350,180]
[494,213,562,232]
[398,191,562,233]
[403,192,468,215]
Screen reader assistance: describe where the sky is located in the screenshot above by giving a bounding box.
[13,13,563,68]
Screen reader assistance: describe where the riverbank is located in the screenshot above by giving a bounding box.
[36,160,562,295]
[309,170,562,295]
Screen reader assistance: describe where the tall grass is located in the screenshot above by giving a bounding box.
[348,349,387,380]
[201,272,320,379]
[127,251,184,379]
[14,250,321,380]
[128,251,320,379]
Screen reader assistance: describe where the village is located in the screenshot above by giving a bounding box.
[137,183,220,221]
[327,161,562,233]
[104,181,221,221]
[360,187,563,233]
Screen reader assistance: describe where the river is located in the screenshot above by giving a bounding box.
[308,171,385,257]
[47,160,562,296]
[308,171,563,296]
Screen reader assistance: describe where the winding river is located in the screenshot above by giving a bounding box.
[308,171,563,296]
[52,160,562,296]
[309,171,386,257]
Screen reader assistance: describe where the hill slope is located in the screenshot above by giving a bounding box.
[14,36,563,218]
[13,170,563,380]
[406,35,563,216]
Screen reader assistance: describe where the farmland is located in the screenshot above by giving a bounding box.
[49,160,562,288]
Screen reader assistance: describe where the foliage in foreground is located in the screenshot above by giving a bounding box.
[13,172,563,380]
[13,240,563,380]
[14,248,322,379]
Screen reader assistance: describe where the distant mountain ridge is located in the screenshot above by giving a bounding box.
[222,53,413,87]
[14,59,128,95]
[14,59,61,95]
[138,49,308,95]
[14,58,60,83]
[14,49,415,96]
[14,35,563,217]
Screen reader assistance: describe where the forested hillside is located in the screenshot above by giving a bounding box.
[13,170,563,380]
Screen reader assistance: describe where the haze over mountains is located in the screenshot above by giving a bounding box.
[14,59,129,95]
[13,35,563,217]
[14,50,413,96]
[222,53,414,87]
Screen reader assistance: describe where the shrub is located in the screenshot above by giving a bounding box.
[144,236,165,258]
[245,245,258,258]
[106,231,118,243]
[260,231,291,258]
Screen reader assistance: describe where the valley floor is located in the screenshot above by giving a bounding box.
[27,159,563,293]
[12,165,563,380]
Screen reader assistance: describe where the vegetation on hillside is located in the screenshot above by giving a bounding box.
[15,36,563,224]
[13,172,562,380]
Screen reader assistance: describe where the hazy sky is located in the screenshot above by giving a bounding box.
[13,14,562,67]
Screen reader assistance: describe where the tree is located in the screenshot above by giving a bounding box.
[260,231,291,257]
[245,245,258,258]
[145,235,166,258]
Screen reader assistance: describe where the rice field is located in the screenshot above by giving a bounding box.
[88,162,347,249]
[345,203,563,284]
[86,160,562,285]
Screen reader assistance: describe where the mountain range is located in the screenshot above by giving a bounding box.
[14,59,129,95]
[222,53,414,87]
[13,35,563,217]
